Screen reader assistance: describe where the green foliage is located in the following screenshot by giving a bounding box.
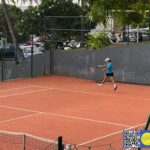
[90,0,150,27]
[39,0,84,16]
[87,33,111,49]
[0,4,22,42]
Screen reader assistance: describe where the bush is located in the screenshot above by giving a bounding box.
[86,33,111,49]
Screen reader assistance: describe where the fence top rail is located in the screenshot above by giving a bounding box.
[45,16,86,18]
[0,130,57,144]
[45,29,91,32]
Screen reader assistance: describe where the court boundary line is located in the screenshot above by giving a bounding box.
[0,88,52,99]
[0,86,37,92]
[0,112,42,124]
[0,85,149,102]
[0,105,132,128]
[33,85,150,102]
[76,122,145,147]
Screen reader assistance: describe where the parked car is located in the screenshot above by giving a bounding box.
[108,32,117,43]
[0,43,16,59]
[141,32,150,41]
[125,32,142,42]
[115,33,123,42]
[129,32,136,42]
[34,42,44,52]
[19,44,43,58]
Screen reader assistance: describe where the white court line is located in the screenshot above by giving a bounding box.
[33,85,150,102]
[0,105,40,113]
[0,86,36,92]
[0,105,131,128]
[77,122,145,147]
[0,88,52,99]
[0,112,42,124]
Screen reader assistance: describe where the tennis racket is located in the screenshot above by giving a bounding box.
[90,65,104,73]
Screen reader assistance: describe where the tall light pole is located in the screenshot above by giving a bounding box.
[31,11,34,77]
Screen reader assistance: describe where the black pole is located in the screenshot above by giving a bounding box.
[144,114,150,130]
[80,15,84,47]
[1,39,5,82]
[31,25,33,77]
[58,136,63,150]
[127,24,129,45]
[1,47,4,82]
[43,15,46,75]
[49,44,52,74]
[138,114,150,150]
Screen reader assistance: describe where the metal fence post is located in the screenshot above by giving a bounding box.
[88,145,91,150]
[1,39,6,82]
[144,114,150,130]
[138,114,150,150]
[58,136,63,150]
[31,31,33,77]
[22,134,26,150]
[127,24,129,45]
[43,15,46,75]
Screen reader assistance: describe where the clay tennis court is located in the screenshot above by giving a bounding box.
[0,75,149,150]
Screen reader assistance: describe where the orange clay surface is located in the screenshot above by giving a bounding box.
[0,75,149,150]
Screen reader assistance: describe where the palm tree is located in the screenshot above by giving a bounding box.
[1,0,39,61]
[1,0,18,55]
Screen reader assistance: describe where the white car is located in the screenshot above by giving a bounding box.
[34,42,44,52]
[115,33,123,42]
[19,44,43,58]
[141,32,149,41]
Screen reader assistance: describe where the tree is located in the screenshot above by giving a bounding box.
[1,0,18,52]
[38,0,85,42]
[0,5,23,42]
[1,0,39,61]
[89,0,150,31]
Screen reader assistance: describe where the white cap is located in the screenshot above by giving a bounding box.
[104,57,110,62]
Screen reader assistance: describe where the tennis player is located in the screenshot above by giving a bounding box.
[98,58,117,91]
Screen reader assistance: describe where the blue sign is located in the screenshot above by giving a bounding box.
[123,130,150,149]
[140,130,150,148]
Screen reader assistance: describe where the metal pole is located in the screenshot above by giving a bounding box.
[127,24,129,45]
[49,44,52,74]
[80,15,84,47]
[22,134,26,150]
[43,15,46,75]
[137,25,139,43]
[58,136,63,150]
[31,24,33,77]
[88,145,91,150]
[144,114,150,130]
[1,46,4,82]
[1,39,5,82]
[138,114,150,150]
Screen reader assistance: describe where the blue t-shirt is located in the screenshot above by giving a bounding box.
[106,62,113,74]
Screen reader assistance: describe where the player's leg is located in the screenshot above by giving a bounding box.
[110,76,117,91]
[98,74,107,87]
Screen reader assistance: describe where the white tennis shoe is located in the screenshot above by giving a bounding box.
[97,83,103,87]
